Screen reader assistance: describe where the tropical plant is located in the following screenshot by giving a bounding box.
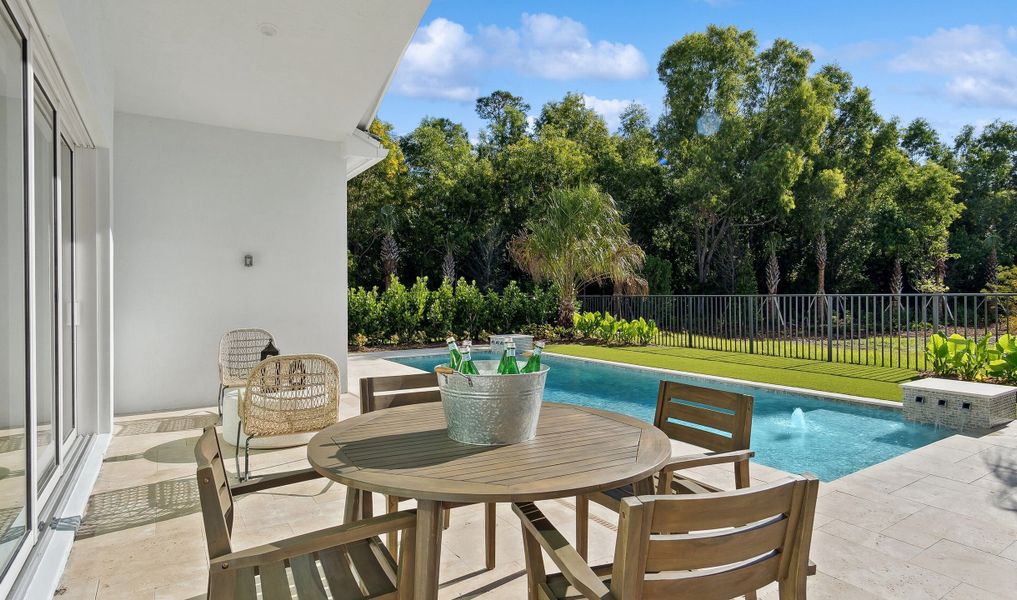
[925,333,992,380]
[510,184,645,326]
[988,334,1017,383]
[571,311,658,346]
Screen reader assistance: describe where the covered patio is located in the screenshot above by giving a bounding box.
[55,355,1017,599]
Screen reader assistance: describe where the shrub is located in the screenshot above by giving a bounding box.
[348,277,560,348]
[571,311,658,346]
[988,334,1017,383]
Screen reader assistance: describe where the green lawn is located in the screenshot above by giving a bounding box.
[545,344,919,401]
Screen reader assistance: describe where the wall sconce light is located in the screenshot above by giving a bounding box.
[243,254,254,267]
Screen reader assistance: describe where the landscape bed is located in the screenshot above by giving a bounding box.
[390,351,950,481]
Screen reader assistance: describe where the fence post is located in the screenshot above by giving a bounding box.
[826,295,834,362]
[932,294,941,333]
[748,296,755,354]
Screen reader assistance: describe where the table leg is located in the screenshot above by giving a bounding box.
[343,486,361,524]
[413,499,444,600]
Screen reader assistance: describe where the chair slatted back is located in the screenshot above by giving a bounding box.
[611,475,819,600]
[218,328,274,383]
[653,380,753,453]
[194,426,235,559]
[360,372,440,414]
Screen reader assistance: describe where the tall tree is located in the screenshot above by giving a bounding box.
[347,120,409,287]
[655,27,835,288]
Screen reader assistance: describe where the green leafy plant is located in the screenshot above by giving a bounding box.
[926,333,992,381]
[988,334,1017,383]
[571,311,658,346]
[925,333,952,376]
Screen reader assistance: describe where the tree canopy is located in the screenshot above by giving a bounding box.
[349,25,1009,299]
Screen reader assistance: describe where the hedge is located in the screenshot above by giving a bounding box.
[349,277,560,347]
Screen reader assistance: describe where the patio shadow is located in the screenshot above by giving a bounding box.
[74,478,199,539]
[115,413,219,437]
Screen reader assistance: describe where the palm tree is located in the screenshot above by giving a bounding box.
[379,205,399,290]
[509,185,645,326]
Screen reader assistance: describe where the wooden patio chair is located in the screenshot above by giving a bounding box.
[194,426,416,599]
[360,372,498,570]
[236,354,340,480]
[515,474,819,600]
[576,380,754,558]
[218,328,275,416]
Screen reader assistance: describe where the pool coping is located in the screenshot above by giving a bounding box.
[352,347,903,412]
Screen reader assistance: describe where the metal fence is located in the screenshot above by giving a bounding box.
[578,293,1017,371]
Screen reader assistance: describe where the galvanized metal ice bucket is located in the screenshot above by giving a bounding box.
[435,360,549,445]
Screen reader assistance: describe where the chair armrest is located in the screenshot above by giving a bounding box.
[210,510,416,572]
[513,502,615,600]
[231,467,323,495]
[660,449,755,473]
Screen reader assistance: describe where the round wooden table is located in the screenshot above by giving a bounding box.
[307,402,671,600]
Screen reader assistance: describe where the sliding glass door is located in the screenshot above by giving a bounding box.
[0,7,26,576]
[60,137,74,444]
[33,83,57,490]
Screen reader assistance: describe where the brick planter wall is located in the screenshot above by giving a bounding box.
[901,378,1017,430]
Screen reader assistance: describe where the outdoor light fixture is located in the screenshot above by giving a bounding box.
[243,253,254,267]
[258,22,279,37]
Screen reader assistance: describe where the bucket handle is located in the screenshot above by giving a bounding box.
[434,366,474,387]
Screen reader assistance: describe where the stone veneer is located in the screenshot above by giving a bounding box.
[901,377,1016,429]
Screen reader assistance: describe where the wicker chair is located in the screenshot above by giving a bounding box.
[235,354,340,480]
[217,328,275,416]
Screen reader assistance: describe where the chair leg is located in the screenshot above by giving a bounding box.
[443,509,451,530]
[576,495,589,560]
[234,422,242,480]
[243,434,254,481]
[385,495,400,554]
[484,503,496,570]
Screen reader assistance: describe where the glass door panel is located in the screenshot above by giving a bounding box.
[33,83,57,489]
[59,137,74,443]
[0,7,27,573]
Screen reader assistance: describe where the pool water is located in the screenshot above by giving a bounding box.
[390,352,949,481]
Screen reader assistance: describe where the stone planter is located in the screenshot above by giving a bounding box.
[901,378,1017,430]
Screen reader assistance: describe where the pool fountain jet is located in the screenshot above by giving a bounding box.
[790,407,807,429]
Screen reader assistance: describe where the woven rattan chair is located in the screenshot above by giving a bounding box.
[194,426,415,599]
[516,474,819,600]
[217,328,275,416]
[360,372,498,570]
[235,354,340,480]
[576,380,754,558]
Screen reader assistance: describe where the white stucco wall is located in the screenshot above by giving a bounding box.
[113,112,349,414]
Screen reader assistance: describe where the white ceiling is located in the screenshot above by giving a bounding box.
[105,0,429,141]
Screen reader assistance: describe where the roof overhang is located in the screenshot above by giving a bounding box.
[105,0,428,144]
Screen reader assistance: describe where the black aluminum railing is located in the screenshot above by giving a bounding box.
[578,293,1017,371]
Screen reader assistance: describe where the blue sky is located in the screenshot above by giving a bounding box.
[377,0,1017,142]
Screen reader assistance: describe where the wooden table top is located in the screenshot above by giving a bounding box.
[307,402,671,503]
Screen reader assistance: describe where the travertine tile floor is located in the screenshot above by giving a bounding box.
[55,355,1017,599]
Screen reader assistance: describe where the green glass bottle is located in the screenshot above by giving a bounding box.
[520,341,545,373]
[497,340,520,374]
[446,336,463,371]
[459,342,479,375]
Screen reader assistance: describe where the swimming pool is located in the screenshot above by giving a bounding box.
[389,352,949,481]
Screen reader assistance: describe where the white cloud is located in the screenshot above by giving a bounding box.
[480,13,648,80]
[392,18,483,102]
[582,95,636,131]
[392,14,648,102]
[890,25,1017,108]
